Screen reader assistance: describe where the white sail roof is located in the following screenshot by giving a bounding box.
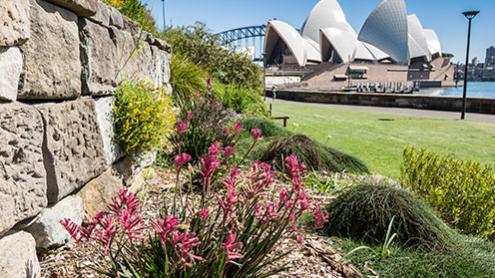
[353,42,375,61]
[358,0,409,64]
[407,14,430,61]
[301,0,356,45]
[264,20,307,66]
[363,42,390,61]
[424,29,442,56]
[320,27,358,63]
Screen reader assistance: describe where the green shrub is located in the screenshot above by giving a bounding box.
[113,81,175,156]
[325,184,455,250]
[160,23,263,90]
[260,134,369,174]
[220,85,267,115]
[170,54,207,106]
[401,146,495,239]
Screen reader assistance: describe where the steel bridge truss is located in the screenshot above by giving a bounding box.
[217,25,266,45]
[216,25,267,61]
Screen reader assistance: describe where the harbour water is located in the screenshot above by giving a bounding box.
[418,82,495,99]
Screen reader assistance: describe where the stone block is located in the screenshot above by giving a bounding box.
[0,0,30,47]
[123,16,141,39]
[144,32,171,52]
[0,231,40,278]
[95,96,123,165]
[23,195,84,249]
[0,104,46,236]
[77,168,123,219]
[80,19,117,96]
[0,47,22,102]
[109,6,124,29]
[89,1,110,26]
[18,0,81,100]
[45,0,97,16]
[119,41,155,85]
[151,45,171,87]
[37,99,106,203]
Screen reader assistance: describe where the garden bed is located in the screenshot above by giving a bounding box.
[39,169,361,278]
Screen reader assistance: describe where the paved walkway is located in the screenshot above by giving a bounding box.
[272,99,495,125]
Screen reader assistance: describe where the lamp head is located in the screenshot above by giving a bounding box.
[462,10,480,20]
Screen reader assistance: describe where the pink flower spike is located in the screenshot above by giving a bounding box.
[177,121,188,136]
[174,153,192,171]
[250,128,262,141]
[224,230,244,263]
[186,111,193,121]
[297,235,305,245]
[199,208,209,219]
[313,204,329,230]
[233,122,242,135]
[118,210,145,240]
[108,189,141,215]
[224,146,234,159]
[60,218,82,243]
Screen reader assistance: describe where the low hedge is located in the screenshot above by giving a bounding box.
[401,146,495,239]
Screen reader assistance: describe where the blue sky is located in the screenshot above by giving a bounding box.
[145,0,494,63]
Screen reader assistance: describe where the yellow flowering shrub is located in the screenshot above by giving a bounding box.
[113,81,175,156]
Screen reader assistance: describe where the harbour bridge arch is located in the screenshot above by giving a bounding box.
[216,25,267,62]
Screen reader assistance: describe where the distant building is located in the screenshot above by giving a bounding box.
[263,0,455,90]
[485,46,495,67]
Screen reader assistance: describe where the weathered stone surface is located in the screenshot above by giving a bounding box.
[0,231,40,277]
[0,47,22,102]
[77,168,123,219]
[144,32,171,52]
[122,15,141,39]
[95,97,123,165]
[23,195,84,249]
[115,36,168,88]
[151,45,171,87]
[88,1,110,26]
[80,19,117,96]
[18,0,81,100]
[0,0,30,47]
[46,0,97,16]
[109,6,124,29]
[119,41,155,85]
[0,104,46,235]
[37,99,106,203]
[113,156,136,187]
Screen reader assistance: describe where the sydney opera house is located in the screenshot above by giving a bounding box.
[264,0,455,91]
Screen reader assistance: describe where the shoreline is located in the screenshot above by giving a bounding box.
[266,89,495,115]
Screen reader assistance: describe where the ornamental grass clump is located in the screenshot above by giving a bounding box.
[61,120,328,277]
[260,134,369,174]
[324,184,455,250]
[113,81,175,157]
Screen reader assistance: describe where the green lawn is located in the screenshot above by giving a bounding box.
[271,100,495,178]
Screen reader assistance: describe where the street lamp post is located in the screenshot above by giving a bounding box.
[161,0,166,31]
[461,10,479,120]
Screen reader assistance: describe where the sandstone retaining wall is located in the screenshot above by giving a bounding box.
[0,1,171,276]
